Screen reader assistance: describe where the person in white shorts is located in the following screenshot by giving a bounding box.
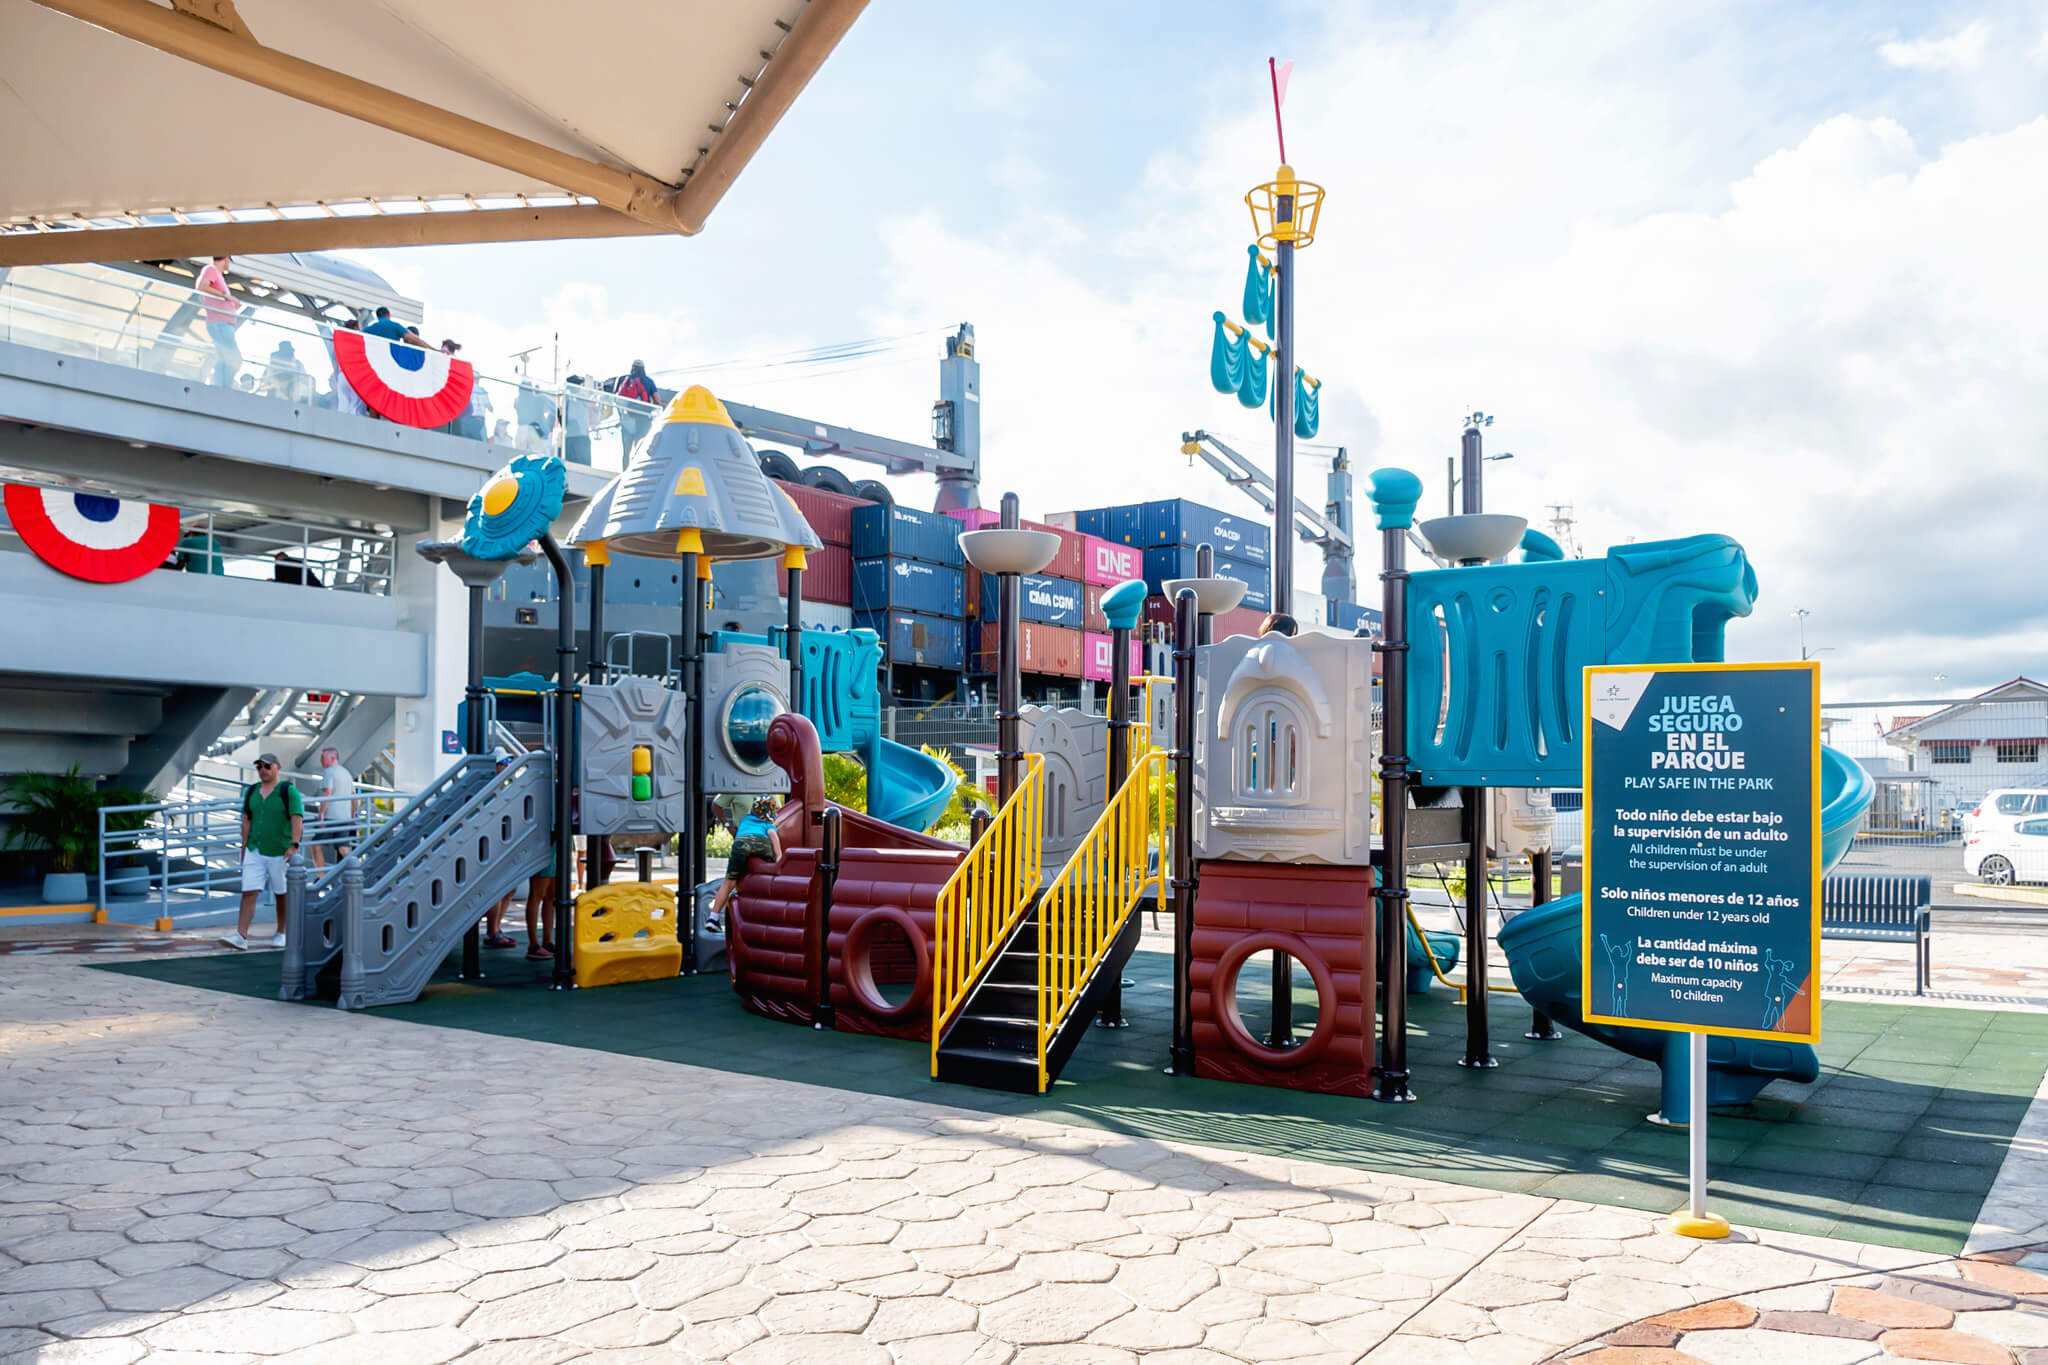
[222,753,303,951]
[309,746,360,868]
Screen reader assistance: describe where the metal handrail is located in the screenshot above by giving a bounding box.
[96,785,414,923]
[1034,750,1169,1089]
[929,752,1045,1073]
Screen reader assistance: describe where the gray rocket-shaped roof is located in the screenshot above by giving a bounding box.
[566,385,823,563]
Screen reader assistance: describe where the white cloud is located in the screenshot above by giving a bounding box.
[852,12,2048,698]
[1880,20,1991,70]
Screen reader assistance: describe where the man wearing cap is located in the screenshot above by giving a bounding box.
[222,754,303,951]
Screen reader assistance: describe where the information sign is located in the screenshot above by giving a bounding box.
[1583,662,1821,1043]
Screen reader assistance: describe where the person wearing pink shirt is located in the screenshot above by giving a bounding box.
[195,254,244,388]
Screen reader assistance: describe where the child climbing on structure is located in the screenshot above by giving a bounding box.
[705,797,782,933]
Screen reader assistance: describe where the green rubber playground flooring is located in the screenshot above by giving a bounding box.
[95,942,2048,1255]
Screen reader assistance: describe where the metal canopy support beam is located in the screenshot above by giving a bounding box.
[674,0,871,234]
[0,206,661,269]
[26,0,691,224]
[725,402,975,476]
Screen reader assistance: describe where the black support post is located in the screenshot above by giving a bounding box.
[1373,491,1416,1103]
[785,557,805,716]
[996,493,1023,810]
[1167,587,1199,1077]
[1096,617,1133,1031]
[460,581,486,981]
[583,560,607,893]
[679,547,701,975]
[814,807,841,1030]
[1526,848,1563,1040]
[541,534,578,991]
[1457,426,1496,1070]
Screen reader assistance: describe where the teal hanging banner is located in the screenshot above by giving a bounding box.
[1209,312,1248,396]
[1241,245,1273,332]
[1238,341,1269,408]
[1294,370,1320,438]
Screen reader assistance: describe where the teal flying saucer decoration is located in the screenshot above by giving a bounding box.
[462,453,566,560]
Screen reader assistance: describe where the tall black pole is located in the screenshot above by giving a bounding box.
[679,545,701,974]
[695,570,713,895]
[583,559,607,893]
[541,534,577,991]
[996,493,1022,810]
[460,581,486,981]
[1371,471,1419,1102]
[814,807,840,1030]
[1195,543,1216,647]
[1458,425,1496,1069]
[1272,190,1296,616]
[1167,587,1199,1076]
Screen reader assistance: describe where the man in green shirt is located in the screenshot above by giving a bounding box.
[222,752,303,950]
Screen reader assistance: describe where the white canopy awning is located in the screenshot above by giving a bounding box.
[0,0,866,265]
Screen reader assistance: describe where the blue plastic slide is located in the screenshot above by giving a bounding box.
[863,735,958,834]
[1497,745,1874,1120]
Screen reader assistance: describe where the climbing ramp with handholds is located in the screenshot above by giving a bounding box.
[724,713,965,1037]
[281,749,556,1009]
[574,882,683,988]
[1497,743,1876,1119]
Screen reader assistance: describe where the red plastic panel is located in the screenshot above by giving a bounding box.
[824,847,961,1040]
[1188,860,1377,1097]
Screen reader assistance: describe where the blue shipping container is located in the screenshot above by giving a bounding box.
[852,556,965,617]
[1070,508,1115,538]
[854,610,964,671]
[1140,545,1271,611]
[850,503,965,567]
[1330,601,1383,636]
[1108,505,1143,547]
[1133,499,1271,565]
[975,572,1083,628]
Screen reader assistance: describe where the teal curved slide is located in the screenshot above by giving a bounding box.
[1497,746,1874,1119]
[863,735,957,834]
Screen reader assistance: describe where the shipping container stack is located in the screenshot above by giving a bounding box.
[1064,499,1275,649]
[851,502,969,686]
[951,508,1091,689]
[770,479,862,632]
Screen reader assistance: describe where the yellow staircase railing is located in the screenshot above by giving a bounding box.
[930,753,1045,1074]
[1034,747,1169,1090]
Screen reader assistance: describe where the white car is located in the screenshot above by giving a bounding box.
[1964,789,2048,842]
[1964,817,2048,887]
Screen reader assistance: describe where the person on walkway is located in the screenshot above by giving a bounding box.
[610,360,658,457]
[440,340,491,440]
[222,754,302,951]
[259,339,311,402]
[196,255,243,388]
[562,375,595,466]
[705,797,782,934]
[513,381,555,454]
[364,307,425,348]
[308,747,359,870]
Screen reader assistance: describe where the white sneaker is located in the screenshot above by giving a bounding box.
[269,933,287,949]
[219,932,249,951]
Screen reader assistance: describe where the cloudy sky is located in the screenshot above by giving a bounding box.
[351,0,2048,700]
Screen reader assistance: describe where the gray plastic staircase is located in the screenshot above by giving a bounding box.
[281,752,555,1008]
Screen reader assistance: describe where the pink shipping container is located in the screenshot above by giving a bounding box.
[948,508,1085,580]
[1081,632,1144,683]
[1082,535,1143,587]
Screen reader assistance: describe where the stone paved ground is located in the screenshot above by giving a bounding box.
[1555,1243,2048,1363]
[0,959,2028,1364]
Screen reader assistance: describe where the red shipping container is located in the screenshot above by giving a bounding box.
[798,544,853,606]
[1082,584,1107,632]
[1140,595,1269,641]
[772,478,869,548]
[1081,632,1144,683]
[949,508,1085,580]
[975,622,1083,677]
[1082,535,1143,587]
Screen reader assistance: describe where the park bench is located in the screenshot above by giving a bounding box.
[1821,873,1933,994]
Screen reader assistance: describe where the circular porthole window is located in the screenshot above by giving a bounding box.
[721,682,785,775]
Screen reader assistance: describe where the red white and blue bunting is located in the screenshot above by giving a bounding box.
[333,330,475,428]
[4,483,180,583]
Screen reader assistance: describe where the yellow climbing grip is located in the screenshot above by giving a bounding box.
[573,882,682,989]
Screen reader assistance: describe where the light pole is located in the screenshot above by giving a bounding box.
[1794,608,1811,661]
[1447,417,1515,516]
